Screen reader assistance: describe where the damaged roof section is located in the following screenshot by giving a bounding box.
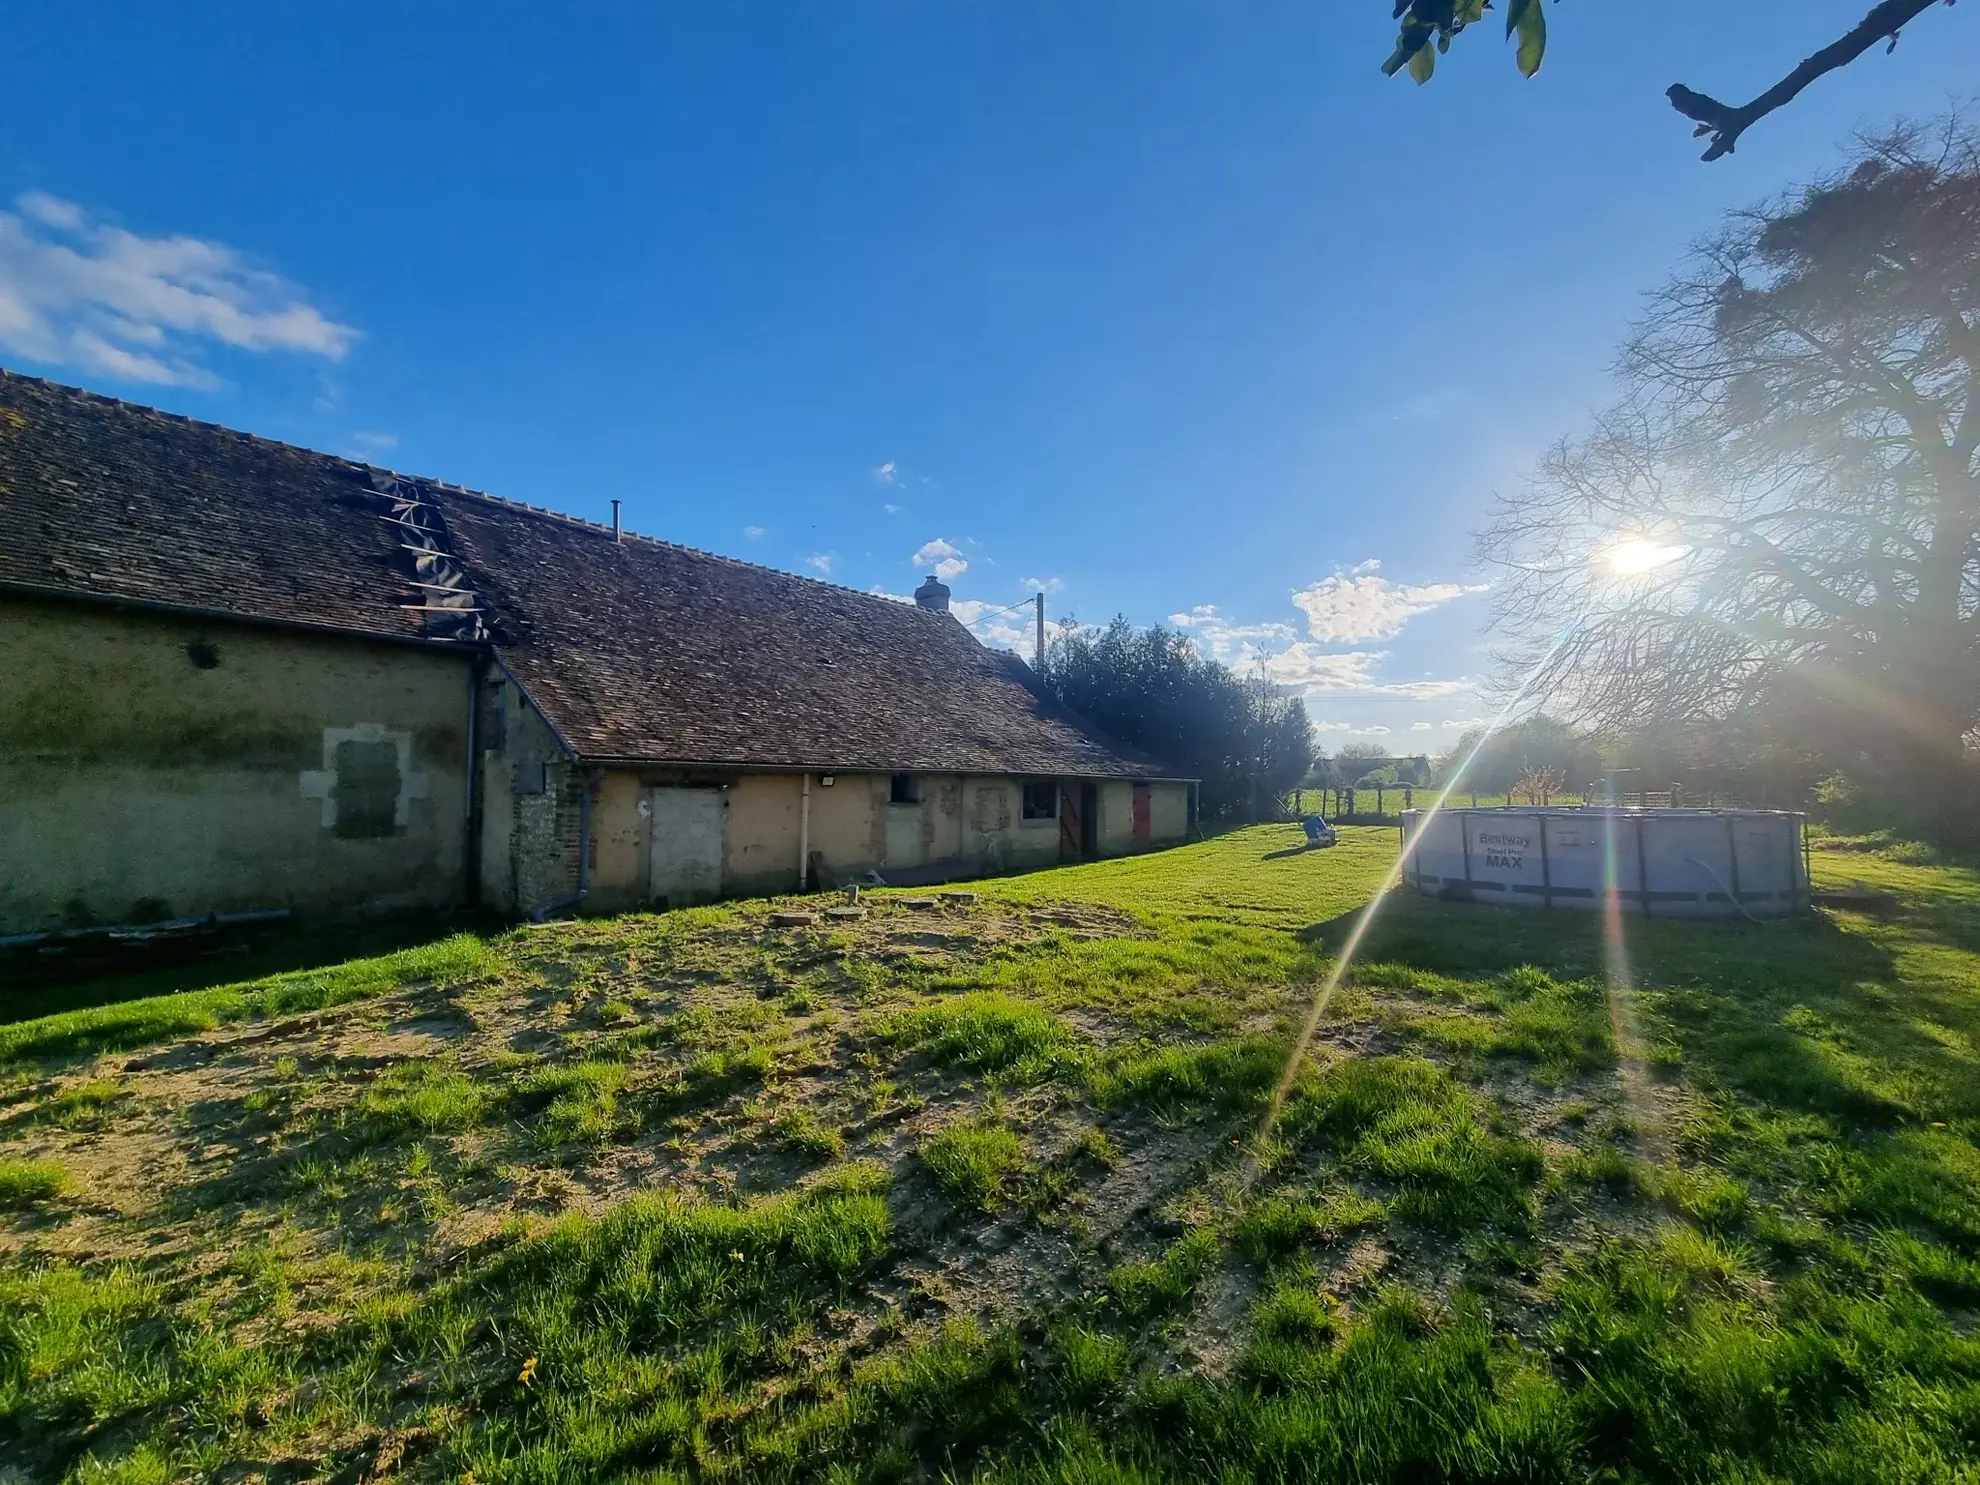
[0,368,1183,780]
[0,370,429,643]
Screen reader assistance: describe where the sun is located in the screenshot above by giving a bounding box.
[1601,537,1688,576]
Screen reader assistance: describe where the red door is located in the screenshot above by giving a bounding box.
[1132,783,1151,843]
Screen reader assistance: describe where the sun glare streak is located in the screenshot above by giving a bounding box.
[1240,630,1576,1189]
[1598,802,1670,1160]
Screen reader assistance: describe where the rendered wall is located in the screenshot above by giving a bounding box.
[485,761,1194,918]
[0,596,471,934]
[1148,781,1190,843]
[1095,780,1135,855]
[725,773,801,894]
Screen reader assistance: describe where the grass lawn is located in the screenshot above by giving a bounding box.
[5,824,1980,1482]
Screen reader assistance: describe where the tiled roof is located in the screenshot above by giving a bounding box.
[0,370,425,643]
[0,369,1181,779]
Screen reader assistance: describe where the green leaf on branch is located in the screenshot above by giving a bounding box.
[1511,0,1548,78]
[1409,42,1437,84]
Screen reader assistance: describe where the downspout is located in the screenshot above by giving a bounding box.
[462,656,483,911]
[533,767,598,921]
[798,773,812,892]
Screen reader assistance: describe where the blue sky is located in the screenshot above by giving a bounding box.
[2,3,1970,744]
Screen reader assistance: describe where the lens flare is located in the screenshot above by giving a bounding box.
[1241,630,1575,1187]
[1601,537,1688,576]
[1597,802,1670,1159]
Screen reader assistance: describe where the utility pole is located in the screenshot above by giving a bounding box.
[1035,591,1045,672]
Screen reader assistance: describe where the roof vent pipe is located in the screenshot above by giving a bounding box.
[611,499,622,543]
[914,575,950,613]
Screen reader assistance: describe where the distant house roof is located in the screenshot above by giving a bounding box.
[0,369,1183,780]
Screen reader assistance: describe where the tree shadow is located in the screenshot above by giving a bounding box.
[1293,894,1980,1129]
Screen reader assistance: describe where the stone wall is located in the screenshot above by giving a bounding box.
[0,595,472,934]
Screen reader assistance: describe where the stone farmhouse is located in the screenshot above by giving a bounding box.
[0,371,1194,936]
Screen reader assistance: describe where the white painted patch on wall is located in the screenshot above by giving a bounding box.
[298,723,430,831]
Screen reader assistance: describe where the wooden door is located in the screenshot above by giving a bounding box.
[1058,782,1083,862]
[1131,783,1151,843]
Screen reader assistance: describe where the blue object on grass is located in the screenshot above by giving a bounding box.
[1302,815,1337,847]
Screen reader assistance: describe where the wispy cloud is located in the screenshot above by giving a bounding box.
[874,460,898,484]
[806,552,834,575]
[882,503,902,516]
[349,429,397,454]
[1021,575,1065,596]
[912,537,967,582]
[1169,604,1299,662]
[743,525,766,540]
[1411,721,1434,731]
[1290,560,1487,643]
[0,192,357,387]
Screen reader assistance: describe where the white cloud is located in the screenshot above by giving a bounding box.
[1021,576,1065,596]
[743,525,766,539]
[806,553,833,575]
[1440,716,1491,730]
[874,460,898,483]
[869,585,913,604]
[1359,725,1393,736]
[1256,645,1472,700]
[912,537,967,582]
[0,192,357,387]
[883,503,902,515]
[1310,720,1359,734]
[350,429,397,453]
[1290,560,1488,642]
[1168,604,1298,663]
[1410,721,1435,731]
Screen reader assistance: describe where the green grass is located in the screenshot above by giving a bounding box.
[922,1118,1028,1209]
[9,824,1980,1482]
[884,991,1078,1080]
[0,933,495,1068]
[0,1157,68,1208]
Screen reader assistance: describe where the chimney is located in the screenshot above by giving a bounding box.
[610,499,623,543]
[914,575,951,613]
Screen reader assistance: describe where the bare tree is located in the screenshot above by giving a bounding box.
[1477,116,1980,812]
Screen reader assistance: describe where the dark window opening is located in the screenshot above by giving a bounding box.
[185,641,220,670]
[890,773,920,805]
[1021,780,1058,820]
[334,739,401,838]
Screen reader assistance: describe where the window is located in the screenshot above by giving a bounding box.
[890,773,920,805]
[1021,780,1058,821]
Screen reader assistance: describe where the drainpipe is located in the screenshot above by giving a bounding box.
[798,773,812,892]
[533,767,597,921]
[462,657,483,910]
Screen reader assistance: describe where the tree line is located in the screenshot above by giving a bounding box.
[1035,618,1312,822]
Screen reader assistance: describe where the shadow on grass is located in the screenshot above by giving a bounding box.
[0,913,503,1028]
[1294,895,1980,1129]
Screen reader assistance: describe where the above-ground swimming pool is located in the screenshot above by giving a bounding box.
[1399,807,1808,918]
